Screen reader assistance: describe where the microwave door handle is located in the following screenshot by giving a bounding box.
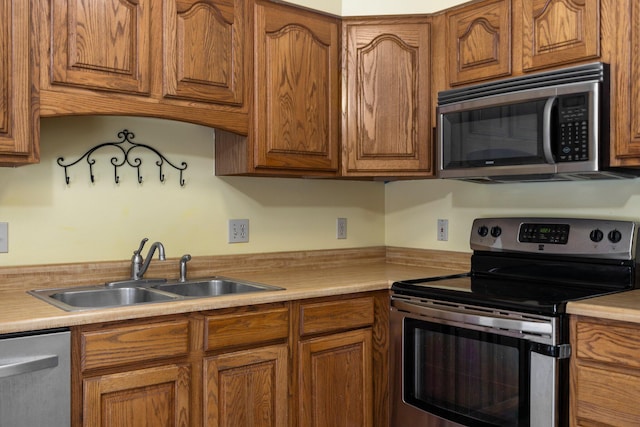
[542,96,557,164]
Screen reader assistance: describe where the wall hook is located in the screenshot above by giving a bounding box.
[57,129,188,187]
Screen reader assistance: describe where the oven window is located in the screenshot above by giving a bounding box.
[404,318,529,426]
[441,99,548,169]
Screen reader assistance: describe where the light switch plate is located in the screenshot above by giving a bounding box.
[0,222,7,253]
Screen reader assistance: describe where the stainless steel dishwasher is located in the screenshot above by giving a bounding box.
[0,328,70,426]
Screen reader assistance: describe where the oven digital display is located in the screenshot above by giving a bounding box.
[519,223,570,244]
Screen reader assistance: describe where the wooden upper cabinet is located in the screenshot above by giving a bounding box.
[607,0,640,167]
[0,0,39,165]
[447,0,511,86]
[342,18,432,177]
[50,0,151,94]
[518,0,600,72]
[253,0,339,173]
[163,0,247,105]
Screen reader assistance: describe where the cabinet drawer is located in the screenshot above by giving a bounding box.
[79,318,190,371]
[575,319,640,369]
[299,296,374,336]
[205,306,289,351]
[574,364,640,425]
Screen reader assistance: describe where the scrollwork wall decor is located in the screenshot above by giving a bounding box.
[57,129,188,187]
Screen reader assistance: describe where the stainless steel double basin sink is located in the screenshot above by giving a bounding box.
[28,277,284,311]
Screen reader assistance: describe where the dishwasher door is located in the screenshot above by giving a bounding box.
[0,329,70,427]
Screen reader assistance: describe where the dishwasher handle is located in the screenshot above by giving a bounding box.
[0,355,59,379]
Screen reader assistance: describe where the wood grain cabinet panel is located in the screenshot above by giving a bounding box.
[0,0,39,165]
[299,328,373,427]
[519,0,600,71]
[608,0,640,167]
[342,18,432,177]
[215,0,340,176]
[253,0,340,173]
[83,363,191,427]
[570,315,640,426]
[447,0,511,86]
[78,317,190,371]
[163,0,247,105]
[204,344,288,427]
[299,295,374,336]
[50,0,152,94]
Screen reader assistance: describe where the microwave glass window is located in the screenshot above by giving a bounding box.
[404,319,528,426]
[443,99,548,168]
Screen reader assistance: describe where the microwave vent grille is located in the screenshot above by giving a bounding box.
[438,62,606,105]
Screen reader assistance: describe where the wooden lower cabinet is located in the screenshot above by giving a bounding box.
[204,344,288,427]
[570,315,640,426]
[83,363,191,427]
[72,294,389,427]
[293,292,388,427]
[299,328,373,427]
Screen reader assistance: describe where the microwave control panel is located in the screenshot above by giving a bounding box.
[557,93,589,162]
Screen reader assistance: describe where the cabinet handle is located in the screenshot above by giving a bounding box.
[0,355,59,379]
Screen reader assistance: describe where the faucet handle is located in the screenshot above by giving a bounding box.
[134,238,149,255]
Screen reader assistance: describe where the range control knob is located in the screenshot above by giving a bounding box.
[608,229,623,243]
[478,225,489,237]
[490,226,502,238]
[589,229,604,242]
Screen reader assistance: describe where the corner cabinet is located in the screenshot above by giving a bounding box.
[0,0,39,165]
[216,0,340,177]
[570,315,640,426]
[341,17,432,178]
[38,0,250,134]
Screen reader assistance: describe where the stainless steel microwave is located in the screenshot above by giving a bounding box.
[437,62,637,183]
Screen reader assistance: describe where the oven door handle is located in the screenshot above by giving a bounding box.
[392,299,553,336]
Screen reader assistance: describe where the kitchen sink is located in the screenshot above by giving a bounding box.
[152,279,282,297]
[28,276,283,311]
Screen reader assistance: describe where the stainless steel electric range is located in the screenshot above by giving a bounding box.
[390,217,639,427]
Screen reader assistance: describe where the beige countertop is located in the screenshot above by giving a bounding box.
[567,289,640,324]
[0,261,457,334]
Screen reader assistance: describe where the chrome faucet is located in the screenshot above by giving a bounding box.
[131,238,166,280]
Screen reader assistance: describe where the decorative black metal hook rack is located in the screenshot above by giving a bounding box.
[57,129,188,187]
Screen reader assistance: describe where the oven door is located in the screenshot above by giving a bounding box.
[390,296,569,427]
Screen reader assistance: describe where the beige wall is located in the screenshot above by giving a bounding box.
[0,117,384,265]
[385,178,640,254]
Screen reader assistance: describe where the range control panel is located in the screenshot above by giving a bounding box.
[470,217,636,259]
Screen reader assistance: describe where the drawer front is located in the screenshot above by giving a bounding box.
[574,364,640,425]
[576,320,640,369]
[300,296,375,336]
[205,306,289,351]
[79,318,190,371]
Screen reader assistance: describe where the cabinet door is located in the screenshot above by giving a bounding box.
[50,0,151,94]
[609,0,640,167]
[299,328,373,427]
[253,1,339,172]
[83,363,191,427]
[204,344,288,427]
[342,19,431,176]
[447,0,511,86]
[0,0,38,165]
[163,0,248,106]
[519,0,600,72]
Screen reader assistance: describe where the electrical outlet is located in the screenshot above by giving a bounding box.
[228,219,249,243]
[337,218,347,239]
[0,222,7,253]
[437,219,448,241]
